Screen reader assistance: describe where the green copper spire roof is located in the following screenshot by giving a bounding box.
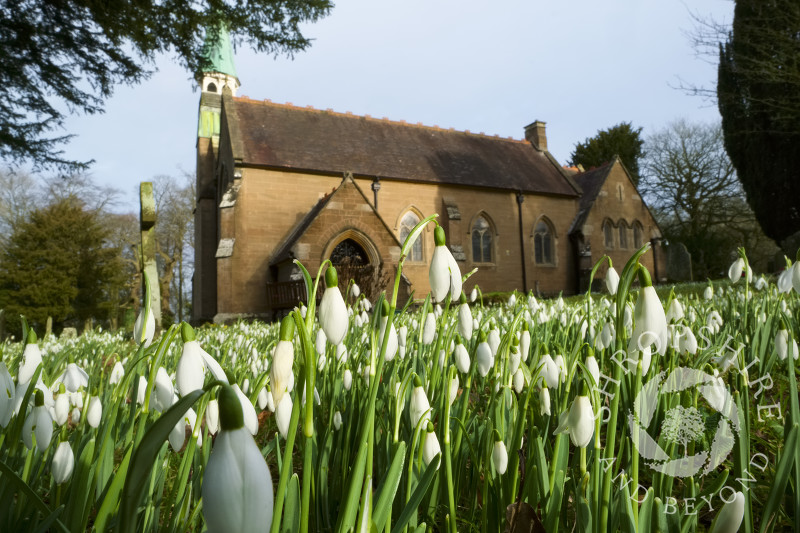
[202,25,238,79]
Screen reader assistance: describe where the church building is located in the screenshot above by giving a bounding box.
[192,30,664,323]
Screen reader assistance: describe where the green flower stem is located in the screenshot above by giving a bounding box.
[269,387,302,533]
[443,365,457,533]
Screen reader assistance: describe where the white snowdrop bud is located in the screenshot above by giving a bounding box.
[605,266,619,295]
[315,329,327,356]
[476,335,494,378]
[333,411,342,431]
[86,395,102,428]
[275,394,293,439]
[319,267,348,345]
[234,384,258,436]
[491,431,508,475]
[409,377,431,429]
[257,388,268,410]
[513,369,525,393]
[52,440,75,484]
[454,340,470,374]
[271,317,295,407]
[54,393,70,426]
[448,375,459,406]
[343,369,353,391]
[422,313,436,345]
[537,354,559,389]
[429,225,462,302]
[422,424,441,469]
[554,395,594,448]
[206,399,220,435]
[710,491,744,533]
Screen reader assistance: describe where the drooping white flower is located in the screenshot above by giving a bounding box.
[454,340,470,374]
[0,362,15,427]
[627,282,668,369]
[710,491,744,533]
[202,385,274,533]
[554,395,594,448]
[537,354,559,389]
[275,394,292,439]
[586,355,600,387]
[448,375,459,406]
[109,361,125,385]
[488,326,501,356]
[23,391,53,451]
[86,395,102,428]
[54,393,70,426]
[52,440,75,484]
[728,258,745,283]
[554,355,567,384]
[379,307,399,361]
[509,346,521,377]
[429,225,462,302]
[351,283,361,298]
[754,276,767,291]
[315,329,327,356]
[476,335,494,377]
[271,316,296,407]
[18,330,42,385]
[319,266,348,345]
[539,386,551,416]
[409,377,431,429]
[233,384,258,436]
[520,328,530,362]
[206,399,220,435]
[513,369,525,393]
[492,431,508,475]
[422,312,436,345]
[422,424,441,469]
[778,267,793,293]
[458,300,473,341]
[343,369,353,391]
[776,327,799,361]
[333,410,343,430]
[470,287,478,302]
[704,285,714,300]
[680,326,698,355]
[153,367,174,412]
[57,362,89,393]
[133,302,156,348]
[666,298,684,323]
[605,266,619,295]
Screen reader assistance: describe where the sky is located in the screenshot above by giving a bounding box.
[57,0,734,210]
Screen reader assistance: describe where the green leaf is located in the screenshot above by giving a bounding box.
[390,454,440,533]
[0,460,69,533]
[372,441,407,528]
[759,423,798,531]
[282,474,301,533]
[118,389,205,533]
[93,444,133,532]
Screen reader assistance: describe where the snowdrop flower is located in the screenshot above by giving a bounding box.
[585,354,600,387]
[704,285,714,301]
[336,344,348,363]
[754,276,767,291]
[319,266,348,345]
[470,287,478,302]
[177,323,228,397]
[315,329,327,356]
[457,298,473,341]
[554,395,594,448]
[476,333,494,377]
[206,399,220,435]
[257,387,268,410]
[54,391,70,426]
[0,362,15,427]
[448,375,459,406]
[136,376,148,405]
[728,258,745,283]
[351,283,360,299]
[233,384,258,436]
[86,395,102,428]
[275,394,292,438]
[429,224,462,302]
[666,298,684,323]
[409,376,431,429]
[378,301,399,361]
[554,355,567,384]
[778,267,793,293]
[271,316,295,407]
[454,339,470,374]
[488,326,501,356]
[776,323,799,360]
[520,326,530,362]
[133,300,156,348]
[23,390,53,451]
[539,386,551,416]
[508,293,517,308]
[52,440,74,484]
[202,385,274,533]
[153,367,174,412]
[701,370,728,413]
[679,327,698,355]
[422,311,436,345]
[710,491,744,533]
[109,361,125,385]
[343,369,352,391]
[513,369,525,393]
[492,430,508,475]
[57,361,89,393]
[605,265,619,295]
[628,271,668,368]
[398,325,407,347]
[71,408,80,424]
[422,423,441,469]
[537,354,560,390]
[509,345,521,377]
[18,329,42,386]
[333,410,343,430]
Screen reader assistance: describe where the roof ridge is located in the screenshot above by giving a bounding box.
[233,95,527,143]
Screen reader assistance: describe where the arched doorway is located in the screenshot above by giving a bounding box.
[325,232,388,301]
[330,238,369,266]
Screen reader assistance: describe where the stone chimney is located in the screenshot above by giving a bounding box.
[524,120,547,151]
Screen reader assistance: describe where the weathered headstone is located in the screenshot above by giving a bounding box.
[0,309,5,341]
[666,242,693,282]
[45,316,52,338]
[83,318,93,335]
[61,327,77,339]
[140,182,162,329]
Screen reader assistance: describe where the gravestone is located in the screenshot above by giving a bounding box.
[0,309,5,340]
[140,183,162,329]
[45,316,52,338]
[666,242,693,282]
[61,327,77,339]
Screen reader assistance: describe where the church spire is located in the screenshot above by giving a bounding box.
[198,24,240,96]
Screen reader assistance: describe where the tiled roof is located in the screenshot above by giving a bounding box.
[568,161,615,234]
[226,97,580,197]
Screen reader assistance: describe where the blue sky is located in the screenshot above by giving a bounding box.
[58,0,733,210]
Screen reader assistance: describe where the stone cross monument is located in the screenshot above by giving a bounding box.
[140,182,162,328]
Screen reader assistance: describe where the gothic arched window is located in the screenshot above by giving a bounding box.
[633,221,644,248]
[603,220,615,250]
[399,211,423,262]
[471,215,493,263]
[331,239,368,266]
[534,219,555,265]
[618,221,629,249]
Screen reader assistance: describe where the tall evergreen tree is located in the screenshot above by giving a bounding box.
[0,198,125,333]
[718,0,800,247]
[570,122,645,185]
